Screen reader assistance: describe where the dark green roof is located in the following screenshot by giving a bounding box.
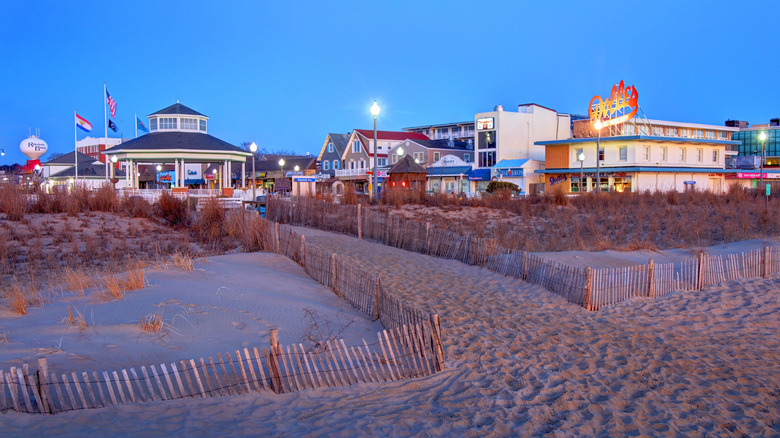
[148,103,206,117]
[106,132,246,154]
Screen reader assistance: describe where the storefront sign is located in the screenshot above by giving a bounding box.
[735,172,780,179]
[549,174,568,186]
[496,168,524,178]
[294,177,316,182]
[477,117,494,130]
[589,80,639,129]
[157,170,174,183]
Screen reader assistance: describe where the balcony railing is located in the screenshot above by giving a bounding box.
[335,168,368,177]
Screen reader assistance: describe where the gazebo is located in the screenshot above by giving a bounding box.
[387,155,427,191]
[102,103,251,190]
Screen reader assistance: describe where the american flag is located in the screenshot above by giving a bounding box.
[106,89,117,118]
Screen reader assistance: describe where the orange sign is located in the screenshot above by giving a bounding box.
[589,80,639,129]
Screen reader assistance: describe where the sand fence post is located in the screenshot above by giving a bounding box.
[763,246,769,278]
[274,222,280,253]
[357,204,362,239]
[300,235,306,268]
[373,277,381,321]
[647,259,655,298]
[269,329,282,393]
[428,313,445,371]
[522,251,528,280]
[697,252,705,290]
[331,253,338,291]
[584,267,593,311]
[36,358,52,414]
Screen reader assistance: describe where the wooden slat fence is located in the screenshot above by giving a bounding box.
[266,197,780,311]
[0,322,444,414]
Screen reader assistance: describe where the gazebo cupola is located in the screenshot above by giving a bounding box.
[147,101,209,134]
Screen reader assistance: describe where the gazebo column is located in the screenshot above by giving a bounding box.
[242,162,246,189]
[224,160,229,188]
[180,159,186,187]
[175,159,180,188]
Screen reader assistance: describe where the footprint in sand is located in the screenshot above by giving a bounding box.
[231,321,246,331]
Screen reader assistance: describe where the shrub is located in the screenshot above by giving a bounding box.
[486,181,520,193]
[341,184,358,205]
[121,196,154,218]
[90,184,119,212]
[157,191,189,227]
[0,185,27,221]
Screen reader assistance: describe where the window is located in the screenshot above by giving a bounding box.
[661,146,668,161]
[464,153,471,162]
[333,160,340,170]
[150,118,158,131]
[378,158,387,166]
[598,148,604,161]
[713,149,719,163]
[360,160,365,169]
[679,148,687,162]
[440,128,449,138]
[352,140,360,153]
[323,161,330,171]
[478,130,497,150]
[392,154,398,164]
[618,146,627,161]
[199,119,206,132]
[719,131,728,139]
[680,129,690,138]
[328,142,333,153]
[643,146,650,161]
[623,124,636,135]
[479,151,496,167]
[350,160,355,169]
[434,152,441,162]
[652,126,664,136]
[706,130,716,139]
[181,118,197,130]
[159,118,177,129]
[570,176,581,193]
[697,148,703,162]
[667,127,678,137]
[452,126,461,137]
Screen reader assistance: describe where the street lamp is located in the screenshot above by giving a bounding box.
[212,168,218,190]
[110,155,118,184]
[370,100,380,201]
[397,146,404,162]
[0,149,4,156]
[594,119,602,193]
[249,142,258,201]
[759,131,767,188]
[578,151,586,193]
[278,158,285,194]
[294,165,300,196]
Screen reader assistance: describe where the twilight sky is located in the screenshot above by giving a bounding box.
[1,0,778,166]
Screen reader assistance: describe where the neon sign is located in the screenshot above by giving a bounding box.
[589,80,638,129]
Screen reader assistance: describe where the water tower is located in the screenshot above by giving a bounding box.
[19,134,48,174]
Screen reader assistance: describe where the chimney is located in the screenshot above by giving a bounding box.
[494,105,504,112]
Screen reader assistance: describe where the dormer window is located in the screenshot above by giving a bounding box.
[199,120,206,131]
[150,119,158,131]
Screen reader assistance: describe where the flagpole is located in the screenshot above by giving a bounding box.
[104,82,108,181]
[74,110,78,184]
[135,113,138,138]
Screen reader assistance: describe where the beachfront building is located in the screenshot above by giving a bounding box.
[335,129,429,194]
[426,154,473,194]
[403,121,475,143]
[76,136,126,164]
[474,103,571,195]
[40,150,128,190]
[492,159,545,195]
[387,138,474,167]
[104,103,251,190]
[314,133,349,194]
[536,118,741,193]
[727,119,780,189]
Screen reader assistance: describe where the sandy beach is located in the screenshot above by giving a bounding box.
[1,226,778,436]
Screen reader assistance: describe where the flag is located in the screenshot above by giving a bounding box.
[108,119,117,132]
[75,113,92,132]
[136,116,148,133]
[106,89,117,118]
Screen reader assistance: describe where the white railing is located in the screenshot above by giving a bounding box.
[335,168,368,177]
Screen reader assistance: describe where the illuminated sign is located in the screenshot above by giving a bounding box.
[477,117,494,130]
[549,174,568,186]
[589,80,639,129]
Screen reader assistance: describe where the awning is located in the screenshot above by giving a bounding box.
[184,178,205,185]
[468,168,491,181]
[427,165,472,177]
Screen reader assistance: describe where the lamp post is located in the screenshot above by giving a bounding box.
[249,142,258,201]
[156,164,162,189]
[0,149,4,156]
[110,155,118,186]
[278,158,285,195]
[212,168,218,190]
[759,131,767,188]
[294,165,300,196]
[594,119,602,193]
[578,151,585,193]
[370,101,380,201]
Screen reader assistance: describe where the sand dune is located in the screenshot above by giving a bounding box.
[2,227,778,437]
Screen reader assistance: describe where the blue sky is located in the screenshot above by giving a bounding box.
[1,0,778,165]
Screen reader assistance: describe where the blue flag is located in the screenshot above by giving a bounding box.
[136,116,149,133]
[108,119,117,132]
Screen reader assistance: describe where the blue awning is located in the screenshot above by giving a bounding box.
[468,168,491,181]
[427,165,472,177]
[184,178,205,185]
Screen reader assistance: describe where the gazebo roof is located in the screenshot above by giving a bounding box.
[148,103,207,117]
[388,155,427,174]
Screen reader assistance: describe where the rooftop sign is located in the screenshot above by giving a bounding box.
[589,80,638,129]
